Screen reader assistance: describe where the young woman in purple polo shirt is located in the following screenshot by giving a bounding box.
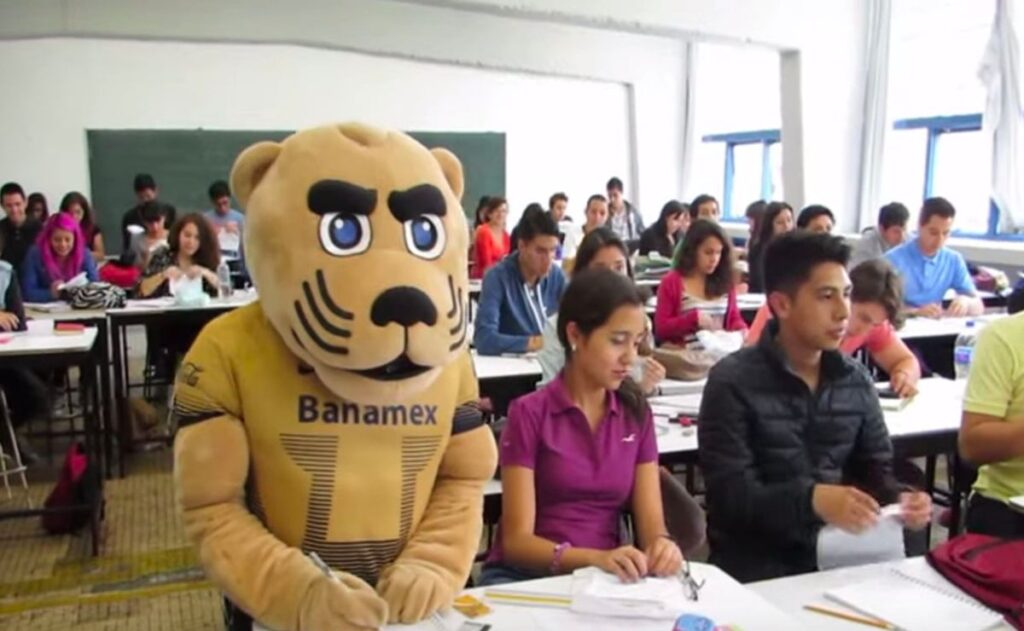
[480,268,684,586]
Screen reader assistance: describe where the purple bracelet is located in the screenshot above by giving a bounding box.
[550,541,571,574]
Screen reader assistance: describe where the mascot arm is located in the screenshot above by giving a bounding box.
[173,337,387,631]
[377,353,498,624]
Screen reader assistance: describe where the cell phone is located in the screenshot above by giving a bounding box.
[877,387,900,399]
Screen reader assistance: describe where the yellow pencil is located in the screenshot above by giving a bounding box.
[804,604,896,629]
[483,590,571,607]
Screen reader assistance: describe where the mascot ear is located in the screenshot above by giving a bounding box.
[231,141,282,207]
[430,148,464,202]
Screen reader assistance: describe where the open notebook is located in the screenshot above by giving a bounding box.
[825,562,1003,631]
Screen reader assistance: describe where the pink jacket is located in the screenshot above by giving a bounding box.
[654,269,747,345]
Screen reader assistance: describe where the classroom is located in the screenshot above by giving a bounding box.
[0,0,1022,629]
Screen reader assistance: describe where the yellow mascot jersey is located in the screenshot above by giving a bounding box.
[173,302,480,584]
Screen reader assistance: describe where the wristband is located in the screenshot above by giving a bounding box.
[550,541,571,574]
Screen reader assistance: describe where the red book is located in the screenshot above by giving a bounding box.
[54,322,85,335]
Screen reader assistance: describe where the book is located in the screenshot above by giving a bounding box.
[824,562,1003,631]
[54,322,86,335]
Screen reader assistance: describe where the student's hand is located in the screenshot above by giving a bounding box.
[899,491,932,531]
[50,281,63,299]
[915,303,943,319]
[526,336,544,352]
[812,484,880,533]
[225,221,239,234]
[697,312,720,331]
[890,369,919,398]
[735,282,749,295]
[185,266,203,279]
[644,536,683,577]
[595,545,648,583]
[163,266,182,281]
[946,296,972,317]
[0,312,19,331]
[640,357,666,395]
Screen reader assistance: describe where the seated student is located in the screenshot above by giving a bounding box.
[548,192,569,222]
[688,194,721,223]
[203,180,246,262]
[699,232,932,582]
[850,202,909,268]
[510,203,545,254]
[885,197,982,318]
[605,177,644,243]
[639,200,689,259]
[538,228,666,392]
[958,311,1024,538]
[121,173,176,253]
[655,219,747,346]
[0,259,45,464]
[480,268,685,586]
[20,214,98,302]
[127,201,169,271]
[474,211,566,355]
[742,200,767,256]
[26,192,49,223]
[0,182,43,273]
[746,259,921,397]
[60,192,105,263]
[137,214,221,298]
[747,201,794,293]
[797,204,835,234]
[473,197,510,278]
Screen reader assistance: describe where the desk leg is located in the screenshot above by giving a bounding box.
[111,319,129,478]
[949,453,963,537]
[96,318,114,480]
[924,454,937,543]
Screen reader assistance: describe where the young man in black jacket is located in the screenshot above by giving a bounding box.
[698,231,932,582]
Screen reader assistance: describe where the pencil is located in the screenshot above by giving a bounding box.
[803,604,896,629]
[483,590,571,607]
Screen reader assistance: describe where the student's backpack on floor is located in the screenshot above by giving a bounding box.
[927,534,1024,629]
[41,442,100,534]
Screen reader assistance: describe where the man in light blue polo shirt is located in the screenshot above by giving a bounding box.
[885,197,982,318]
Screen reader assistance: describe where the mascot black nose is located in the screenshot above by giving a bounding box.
[371,286,438,328]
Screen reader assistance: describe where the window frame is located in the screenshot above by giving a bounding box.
[891,113,1021,241]
[701,129,781,220]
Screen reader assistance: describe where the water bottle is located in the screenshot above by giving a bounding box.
[953,320,978,380]
[216,260,232,299]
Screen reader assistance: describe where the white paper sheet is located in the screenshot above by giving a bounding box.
[816,504,906,570]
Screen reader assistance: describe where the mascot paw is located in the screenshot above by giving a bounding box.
[298,572,389,631]
[377,563,453,624]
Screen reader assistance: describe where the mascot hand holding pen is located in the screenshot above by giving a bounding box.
[172,123,497,630]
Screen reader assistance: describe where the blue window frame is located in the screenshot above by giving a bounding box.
[892,113,1020,240]
[702,129,780,220]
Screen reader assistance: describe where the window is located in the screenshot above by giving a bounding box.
[691,43,781,219]
[882,0,1013,237]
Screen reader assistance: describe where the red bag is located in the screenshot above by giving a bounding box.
[99,262,140,289]
[41,442,98,534]
[928,534,1024,629]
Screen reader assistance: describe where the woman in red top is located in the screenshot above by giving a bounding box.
[745,258,921,396]
[655,219,747,345]
[472,196,510,278]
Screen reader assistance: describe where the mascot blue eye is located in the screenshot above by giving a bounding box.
[318,212,371,256]
[403,215,446,260]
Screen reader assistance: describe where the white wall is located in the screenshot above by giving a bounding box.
[0,37,630,225]
[0,0,687,223]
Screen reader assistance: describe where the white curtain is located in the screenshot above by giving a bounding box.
[979,0,1024,232]
[855,0,893,232]
[679,41,698,199]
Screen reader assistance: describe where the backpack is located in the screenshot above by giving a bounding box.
[41,442,100,534]
[63,282,127,309]
[927,534,1024,629]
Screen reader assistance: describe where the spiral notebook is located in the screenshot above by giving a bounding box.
[824,562,1003,631]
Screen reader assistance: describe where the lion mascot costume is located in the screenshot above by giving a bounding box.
[172,123,497,630]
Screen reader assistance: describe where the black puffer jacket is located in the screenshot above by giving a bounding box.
[698,325,901,583]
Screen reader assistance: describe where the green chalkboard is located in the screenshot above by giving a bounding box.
[86,129,506,245]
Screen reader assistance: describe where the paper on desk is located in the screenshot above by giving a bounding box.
[817,504,906,571]
[570,567,686,619]
[57,272,88,290]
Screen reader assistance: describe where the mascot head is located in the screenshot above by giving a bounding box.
[231,124,470,404]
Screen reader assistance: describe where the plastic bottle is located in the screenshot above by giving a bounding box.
[953,320,978,380]
[216,260,233,299]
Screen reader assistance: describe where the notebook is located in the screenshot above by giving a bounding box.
[824,562,1003,631]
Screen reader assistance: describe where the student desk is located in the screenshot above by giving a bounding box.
[108,292,257,476]
[749,557,1011,630]
[898,312,1007,381]
[254,561,799,631]
[0,328,105,555]
[645,293,767,331]
[25,305,116,478]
